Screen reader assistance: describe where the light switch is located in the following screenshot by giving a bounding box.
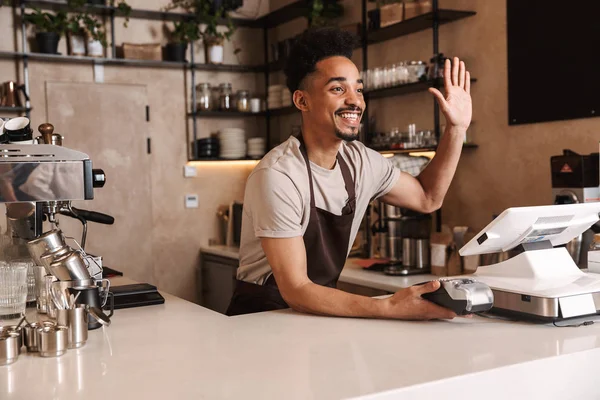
[184,165,197,177]
[93,63,104,83]
[185,194,199,208]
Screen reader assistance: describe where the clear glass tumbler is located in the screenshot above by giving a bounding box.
[0,263,28,320]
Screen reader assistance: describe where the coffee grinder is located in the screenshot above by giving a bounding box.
[370,200,432,275]
[551,149,600,268]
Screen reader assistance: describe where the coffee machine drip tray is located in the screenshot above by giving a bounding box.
[383,262,431,276]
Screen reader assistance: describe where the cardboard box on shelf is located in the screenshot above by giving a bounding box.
[404,0,432,20]
[380,3,404,27]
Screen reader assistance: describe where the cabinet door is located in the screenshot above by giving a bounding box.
[202,255,238,314]
[46,82,153,284]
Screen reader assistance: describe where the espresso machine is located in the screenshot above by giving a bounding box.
[1,121,114,329]
[551,149,600,268]
[370,200,432,275]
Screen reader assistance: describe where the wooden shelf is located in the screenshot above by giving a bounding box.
[189,157,261,162]
[194,63,263,73]
[1,51,261,71]
[367,9,476,45]
[188,107,297,118]
[375,143,479,154]
[0,51,22,60]
[23,52,189,68]
[366,78,477,100]
[0,106,31,113]
[188,111,265,118]
[20,0,260,27]
[254,0,308,29]
[268,106,297,117]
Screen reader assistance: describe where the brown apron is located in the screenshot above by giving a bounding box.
[226,137,356,316]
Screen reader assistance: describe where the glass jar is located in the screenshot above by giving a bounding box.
[395,61,409,85]
[218,83,233,111]
[236,90,250,112]
[195,83,212,112]
[407,61,427,83]
[372,67,383,89]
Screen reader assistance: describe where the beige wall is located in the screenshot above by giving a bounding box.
[0,1,266,302]
[270,0,599,233]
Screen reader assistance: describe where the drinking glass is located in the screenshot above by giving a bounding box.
[0,263,28,320]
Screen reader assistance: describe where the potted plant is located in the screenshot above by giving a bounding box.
[309,0,344,28]
[24,8,69,54]
[66,14,86,55]
[163,20,198,62]
[199,6,235,64]
[80,14,107,57]
[163,0,237,65]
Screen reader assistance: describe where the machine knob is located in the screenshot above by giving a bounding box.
[38,123,54,145]
[92,169,106,188]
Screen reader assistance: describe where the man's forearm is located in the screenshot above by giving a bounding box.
[283,281,389,318]
[417,125,466,209]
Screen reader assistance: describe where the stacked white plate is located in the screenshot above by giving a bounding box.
[281,88,292,107]
[268,84,284,110]
[247,137,266,159]
[219,128,246,159]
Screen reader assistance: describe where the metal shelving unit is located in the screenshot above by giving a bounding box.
[357,0,477,235]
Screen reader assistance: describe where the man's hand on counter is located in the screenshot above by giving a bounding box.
[263,237,457,320]
[383,281,457,320]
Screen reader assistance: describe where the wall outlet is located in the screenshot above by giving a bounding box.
[184,165,197,177]
[185,194,199,208]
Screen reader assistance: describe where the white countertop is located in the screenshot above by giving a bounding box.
[4,276,600,399]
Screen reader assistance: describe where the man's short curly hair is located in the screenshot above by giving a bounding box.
[284,27,357,94]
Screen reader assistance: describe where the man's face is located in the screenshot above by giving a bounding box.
[299,56,365,142]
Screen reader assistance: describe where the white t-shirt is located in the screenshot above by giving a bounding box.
[237,135,400,284]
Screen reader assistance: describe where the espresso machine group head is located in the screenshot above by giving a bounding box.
[0,122,111,247]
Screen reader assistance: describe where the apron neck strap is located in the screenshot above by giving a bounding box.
[298,135,355,209]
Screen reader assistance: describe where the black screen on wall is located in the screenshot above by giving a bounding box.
[506,0,600,125]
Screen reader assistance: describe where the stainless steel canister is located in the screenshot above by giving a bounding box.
[56,309,69,327]
[385,204,402,219]
[27,229,67,267]
[49,251,91,281]
[387,236,402,262]
[23,321,56,352]
[402,238,416,267]
[67,305,88,349]
[0,325,22,354]
[0,333,20,365]
[38,326,68,357]
[415,239,430,269]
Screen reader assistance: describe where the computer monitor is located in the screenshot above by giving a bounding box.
[459,203,600,256]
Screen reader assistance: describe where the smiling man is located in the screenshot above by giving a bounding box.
[226,28,472,319]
